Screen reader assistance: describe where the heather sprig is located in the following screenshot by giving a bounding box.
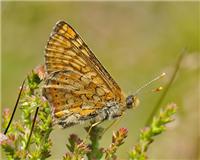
[105,127,128,159]
[63,134,90,160]
[85,125,104,160]
[129,103,177,160]
[62,126,129,160]
[1,67,53,159]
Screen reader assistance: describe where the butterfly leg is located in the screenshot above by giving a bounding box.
[85,121,102,140]
[77,121,102,147]
[4,79,26,135]
[102,114,124,136]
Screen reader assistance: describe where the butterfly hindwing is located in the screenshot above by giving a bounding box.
[43,70,121,127]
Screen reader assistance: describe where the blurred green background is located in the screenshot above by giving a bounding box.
[1,2,199,159]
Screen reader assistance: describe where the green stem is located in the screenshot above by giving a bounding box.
[145,50,185,126]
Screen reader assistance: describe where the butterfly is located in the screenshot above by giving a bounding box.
[2,21,164,151]
[42,21,139,128]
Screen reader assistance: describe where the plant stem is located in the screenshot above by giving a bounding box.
[145,50,185,126]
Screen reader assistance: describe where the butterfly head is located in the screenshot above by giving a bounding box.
[125,73,166,109]
[126,95,140,109]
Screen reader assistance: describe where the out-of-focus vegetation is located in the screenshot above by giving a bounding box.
[1,2,199,159]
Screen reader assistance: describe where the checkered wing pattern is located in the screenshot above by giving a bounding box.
[43,21,125,126]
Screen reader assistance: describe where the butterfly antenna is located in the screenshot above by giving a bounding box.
[25,106,39,150]
[133,72,166,96]
[4,79,26,135]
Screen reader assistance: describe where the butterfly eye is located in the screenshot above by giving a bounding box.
[126,95,139,109]
[126,95,133,108]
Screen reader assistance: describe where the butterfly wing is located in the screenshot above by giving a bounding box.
[43,21,125,127]
[43,70,120,127]
[45,21,124,100]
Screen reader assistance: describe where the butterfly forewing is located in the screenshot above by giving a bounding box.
[43,21,126,127]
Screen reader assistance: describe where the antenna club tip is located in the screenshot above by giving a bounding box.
[161,72,166,77]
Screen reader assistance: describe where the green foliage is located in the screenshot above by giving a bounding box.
[63,126,128,160]
[129,103,177,160]
[85,125,104,159]
[63,134,91,160]
[105,127,128,159]
[1,70,53,159]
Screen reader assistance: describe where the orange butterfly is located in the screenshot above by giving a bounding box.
[42,21,139,128]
